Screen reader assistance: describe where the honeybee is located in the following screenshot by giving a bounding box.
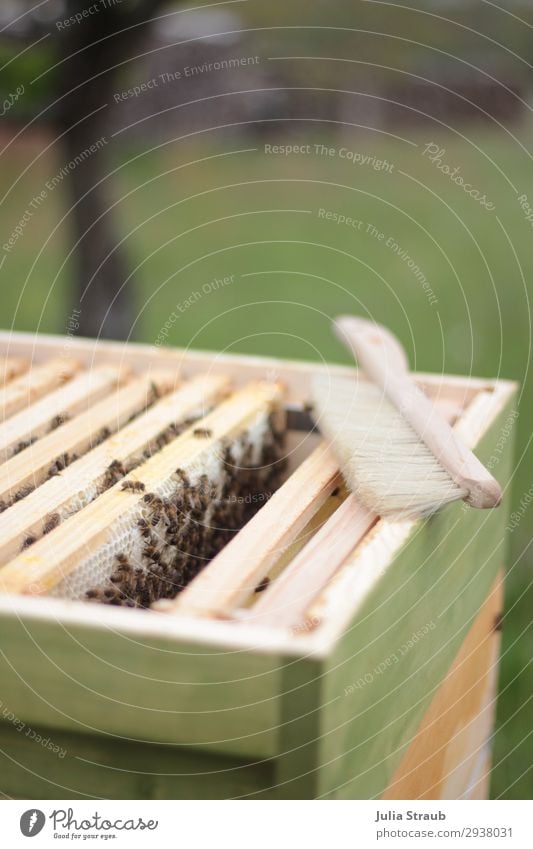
[108,459,125,475]
[144,546,161,564]
[14,437,37,455]
[255,576,271,593]
[13,484,34,503]
[193,427,213,439]
[21,535,37,551]
[115,553,130,567]
[121,480,146,493]
[43,513,60,535]
[166,503,178,520]
[49,413,69,431]
[96,427,111,445]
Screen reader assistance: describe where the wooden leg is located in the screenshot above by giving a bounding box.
[382,571,503,800]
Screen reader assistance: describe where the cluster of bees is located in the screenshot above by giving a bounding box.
[84,472,220,607]
[2,390,287,607]
[20,511,61,551]
[7,425,116,518]
[101,416,201,492]
[83,414,287,609]
[12,435,38,457]
[1,386,170,538]
[3,415,205,547]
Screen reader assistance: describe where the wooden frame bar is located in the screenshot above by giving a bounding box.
[0,357,29,385]
[0,372,175,520]
[163,444,342,618]
[249,398,462,630]
[165,397,462,624]
[0,374,229,563]
[0,357,81,421]
[0,365,127,463]
[0,381,283,595]
[0,330,495,408]
[250,495,376,629]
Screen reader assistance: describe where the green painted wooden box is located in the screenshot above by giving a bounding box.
[0,331,517,799]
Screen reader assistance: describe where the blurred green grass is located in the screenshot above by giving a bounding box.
[1,125,531,798]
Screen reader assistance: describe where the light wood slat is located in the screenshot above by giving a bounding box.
[0,357,81,421]
[158,444,342,618]
[250,495,376,630]
[0,365,128,464]
[1,328,501,408]
[306,392,499,648]
[247,399,462,630]
[240,487,346,606]
[0,374,229,563]
[382,576,502,800]
[0,381,282,595]
[248,398,461,629]
[167,399,462,623]
[0,371,176,514]
[0,358,29,386]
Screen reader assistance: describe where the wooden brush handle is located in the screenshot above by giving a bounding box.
[334,316,502,509]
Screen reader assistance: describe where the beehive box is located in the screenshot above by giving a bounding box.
[0,330,517,800]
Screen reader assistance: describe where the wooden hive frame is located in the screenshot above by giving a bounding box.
[0,330,517,800]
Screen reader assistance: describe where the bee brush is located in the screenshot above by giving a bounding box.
[312,316,502,519]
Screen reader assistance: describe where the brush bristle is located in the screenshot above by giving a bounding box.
[313,375,467,519]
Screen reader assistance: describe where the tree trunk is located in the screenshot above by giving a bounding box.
[60,106,134,340]
[55,1,167,339]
